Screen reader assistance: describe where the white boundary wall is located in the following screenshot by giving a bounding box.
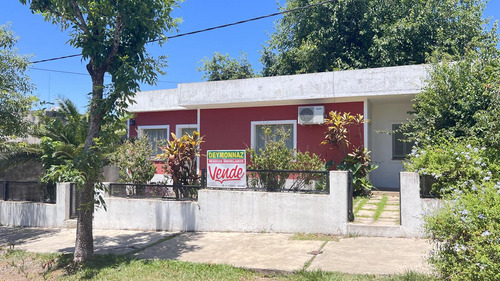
[93,171,349,234]
[1,172,442,238]
[400,172,443,237]
[0,183,71,228]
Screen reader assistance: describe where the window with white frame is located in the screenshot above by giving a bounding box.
[176,124,198,137]
[392,124,413,160]
[138,125,169,156]
[251,120,297,152]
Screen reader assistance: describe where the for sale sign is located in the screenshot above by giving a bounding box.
[207,150,246,188]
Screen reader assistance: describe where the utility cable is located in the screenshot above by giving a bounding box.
[30,67,180,83]
[30,0,334,64]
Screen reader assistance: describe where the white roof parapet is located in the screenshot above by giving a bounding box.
[128,89,186,113]
[129,64,429,112]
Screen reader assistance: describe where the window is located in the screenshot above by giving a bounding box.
[176,124,198,137]
[251,120,297,152]
[138,125,169,156]
[392,124,413,160]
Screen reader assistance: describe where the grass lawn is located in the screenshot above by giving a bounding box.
[0,248,433,281]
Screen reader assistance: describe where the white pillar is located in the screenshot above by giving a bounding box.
[56,182,72,225]
[400,172,423,236]
[328,171,349,235]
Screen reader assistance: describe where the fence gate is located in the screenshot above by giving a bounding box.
[69,183,79,219]
[347,171,354,222]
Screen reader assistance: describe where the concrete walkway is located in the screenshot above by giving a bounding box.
[353,191,401,226]
[0,226,432,275]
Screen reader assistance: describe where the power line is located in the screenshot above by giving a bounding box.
[32,54,81,64]
[30,67,180,83]
[31,67,88,76]
[149,0,334,43]
[30,0,333,64]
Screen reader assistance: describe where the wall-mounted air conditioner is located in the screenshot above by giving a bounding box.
[298,106,324,125]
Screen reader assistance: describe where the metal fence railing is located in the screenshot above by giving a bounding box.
[107,169,330,200]
[109,182,202,201]
[69,183,79,219]
[420,175,441,198]
[1,181,56,204]
[244,169,329,194]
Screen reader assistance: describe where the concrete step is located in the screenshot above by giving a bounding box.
[62,219,77,228]
[347,224,404,238]
[371,191,400,197]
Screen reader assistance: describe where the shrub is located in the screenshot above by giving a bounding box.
[109,136,156,184]
[337,147,378,196]
[322,111,377,196]
[404,136,500,196]
[160,131,203,199]
[247,127,325,191]
[425,180,500,280]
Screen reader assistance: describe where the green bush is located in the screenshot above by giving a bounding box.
[247,127,325,191]
[425,180,500,280]
[337,147,378,196]
[404,137,500,196]
[109,136,156,184]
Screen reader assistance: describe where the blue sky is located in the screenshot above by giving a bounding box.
[1,0,499,111]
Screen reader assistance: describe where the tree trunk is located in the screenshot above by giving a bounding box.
[73,66,105,263]
[73,181,94,262]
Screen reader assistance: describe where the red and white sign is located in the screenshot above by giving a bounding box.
[207,150,246,188]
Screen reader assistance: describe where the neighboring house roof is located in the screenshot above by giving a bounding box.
[128,64,429,113]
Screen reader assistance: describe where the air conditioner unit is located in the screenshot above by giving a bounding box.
[298,106,324,125]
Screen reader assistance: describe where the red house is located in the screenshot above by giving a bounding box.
[128,64,428,189]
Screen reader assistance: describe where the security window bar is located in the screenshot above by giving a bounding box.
[392,124,413,160]
[143,128,168,156]
[255,124,294,152]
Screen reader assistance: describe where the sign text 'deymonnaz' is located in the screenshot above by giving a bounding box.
[207,150,246,188]
[207,150,245,159]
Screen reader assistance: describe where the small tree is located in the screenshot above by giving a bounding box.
[21,0,180,262]
[0,24,36,145]
[160,131,203,199]
[109,137,156,184]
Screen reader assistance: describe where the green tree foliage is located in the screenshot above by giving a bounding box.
[198,52,255,81]
[37,99,124,184]
[21,0,180,262]
[404,43,500,195]
[261,0,494,76]
[407,48,500,144]
[0,24,35,143]
[109,137,156,185]
[402,24,500,280]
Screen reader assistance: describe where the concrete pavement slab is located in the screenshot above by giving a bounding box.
[13,228,176,255]
[308,237,431,275]
[135,232,323,272]
[0,226,59,247]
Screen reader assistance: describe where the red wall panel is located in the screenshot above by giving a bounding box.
[130,102,364,173]
[199,102,364,169]
[129,110,198,139]
[130,110,197,174]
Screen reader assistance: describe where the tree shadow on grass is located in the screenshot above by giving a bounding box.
[52,232,204,280]
[52,253,134,280]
